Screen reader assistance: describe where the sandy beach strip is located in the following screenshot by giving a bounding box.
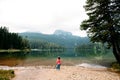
[0,65,120,80]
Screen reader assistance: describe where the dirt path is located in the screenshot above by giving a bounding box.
[11,66,120,80]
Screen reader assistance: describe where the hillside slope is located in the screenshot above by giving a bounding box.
[19,30,90,48]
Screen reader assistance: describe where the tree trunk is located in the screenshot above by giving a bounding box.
[112,41,120,64]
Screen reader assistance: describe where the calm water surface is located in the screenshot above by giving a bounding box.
[0,49,116,67]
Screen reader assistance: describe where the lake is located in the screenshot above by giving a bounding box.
[0,49,116,67]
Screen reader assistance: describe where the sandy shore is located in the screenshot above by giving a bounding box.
[0,65,120,80]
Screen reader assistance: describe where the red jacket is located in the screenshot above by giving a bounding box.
[56,59,61,64]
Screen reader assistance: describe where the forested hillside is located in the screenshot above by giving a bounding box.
[19,30,90,48]
[29,40,65,51]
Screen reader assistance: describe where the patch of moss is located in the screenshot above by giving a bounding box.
[0,70,15,80]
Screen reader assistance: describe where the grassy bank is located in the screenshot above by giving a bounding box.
[0,49,30,52]
[111,62,120,71]
[108,62,120,74]
[0,70,15,80]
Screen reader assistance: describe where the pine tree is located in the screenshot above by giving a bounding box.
[0,26,30,50]
[81,0,120,63]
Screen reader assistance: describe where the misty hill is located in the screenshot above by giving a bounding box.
[19,30,90,48]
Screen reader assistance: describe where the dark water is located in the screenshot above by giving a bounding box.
[0,49,116,67]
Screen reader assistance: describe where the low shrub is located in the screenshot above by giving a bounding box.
[0,70,15,80]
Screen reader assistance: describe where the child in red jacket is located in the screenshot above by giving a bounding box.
[56,56,61,70]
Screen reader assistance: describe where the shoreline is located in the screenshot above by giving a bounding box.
[0,64,120,80]
[0,63,108,70]
[0,49,30,52]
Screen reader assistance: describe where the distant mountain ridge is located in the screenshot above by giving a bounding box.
[54,30,72,36]
[19,30,90,48]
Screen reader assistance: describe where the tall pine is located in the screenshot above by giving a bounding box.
[81,0,120,63]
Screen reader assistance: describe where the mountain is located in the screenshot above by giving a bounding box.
[19,30,90,48]
[54,30,72,36]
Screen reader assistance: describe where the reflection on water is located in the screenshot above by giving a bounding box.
[0,49,116,67]
[0,52,27,66]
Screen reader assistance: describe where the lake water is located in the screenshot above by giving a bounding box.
[0,49,116,67]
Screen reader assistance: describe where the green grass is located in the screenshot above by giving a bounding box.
[0,70,15,80]
[110,62,120,72]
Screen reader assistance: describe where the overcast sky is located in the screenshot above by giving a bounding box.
[0,0,88,37]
